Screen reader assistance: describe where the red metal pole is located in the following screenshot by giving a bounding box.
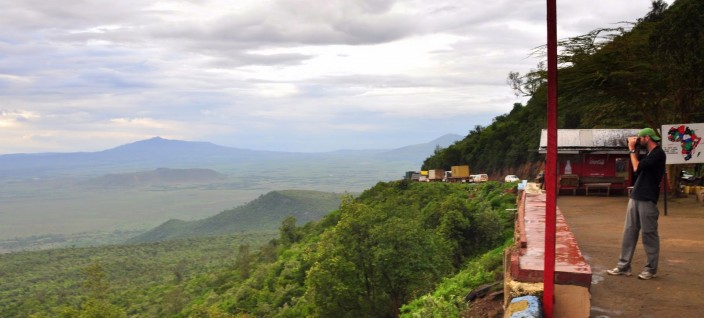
[544,0,558,317]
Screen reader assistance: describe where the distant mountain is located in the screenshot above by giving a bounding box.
[0,137,293,179]
[0,135,461,181]
[375,134,462,161]
[129,190,344,243]
[99,137,285,162]
[85,168,226,187]
[106,137,232,154]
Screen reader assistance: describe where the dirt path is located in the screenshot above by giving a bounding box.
[557,194,704,318]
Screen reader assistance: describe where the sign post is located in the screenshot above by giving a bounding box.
[661,123,703,216]
[661,123,704,164]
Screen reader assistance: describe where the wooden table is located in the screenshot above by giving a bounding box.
[584,183,611,196]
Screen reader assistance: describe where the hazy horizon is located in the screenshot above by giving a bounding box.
[0,133,463,155]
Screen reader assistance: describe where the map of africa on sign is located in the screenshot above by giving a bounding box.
[661,123,703,164]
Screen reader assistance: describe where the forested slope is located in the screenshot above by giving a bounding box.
[2,181,516,317]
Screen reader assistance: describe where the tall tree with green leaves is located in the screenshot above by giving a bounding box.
[517,0,703,129]
[305,193,452,318]
[648,0,704,123]
[72,261,127,318]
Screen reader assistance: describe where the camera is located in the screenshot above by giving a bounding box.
[633,137,642,153]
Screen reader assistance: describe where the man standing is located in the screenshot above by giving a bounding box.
[607,128,666,280]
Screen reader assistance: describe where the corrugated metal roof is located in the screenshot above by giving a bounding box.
[538,129,642,153]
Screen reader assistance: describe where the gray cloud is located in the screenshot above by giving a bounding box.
[0,0,666,153]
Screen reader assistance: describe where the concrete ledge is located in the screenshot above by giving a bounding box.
[511,192,592,287]
[505,191,592,318]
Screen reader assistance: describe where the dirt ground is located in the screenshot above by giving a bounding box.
[558,194,704,318]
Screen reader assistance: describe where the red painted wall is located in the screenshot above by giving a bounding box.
[559,154,631,181]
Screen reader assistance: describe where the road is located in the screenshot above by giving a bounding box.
[557,194,704,318]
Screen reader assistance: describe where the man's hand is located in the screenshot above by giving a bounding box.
[628,136,638,150]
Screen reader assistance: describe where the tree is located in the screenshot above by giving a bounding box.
[639,0,669,23]
[279,216,301,246]
[83,261,109,301]
[370,217,451,317]
[507,62,546,97]
[236,244,252,280]
[649,0,704,123]
[305,201,382,317]
[523,0,703,129]
[77,261,126,318]
[557,24,668,129]
[305,194,452,318]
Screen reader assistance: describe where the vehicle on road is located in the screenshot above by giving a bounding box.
[504,175,520,183]
[681,171,695,182]
[474,174,489,183]
[447,165,471,182]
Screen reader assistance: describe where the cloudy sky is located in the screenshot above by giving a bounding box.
[0,0,666,154]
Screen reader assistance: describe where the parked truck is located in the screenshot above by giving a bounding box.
[428,169,445,181]
[404,171,421,181]
[447,165,471,182]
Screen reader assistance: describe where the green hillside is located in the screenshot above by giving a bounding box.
[129,190,345,243]
[1,181,516,318]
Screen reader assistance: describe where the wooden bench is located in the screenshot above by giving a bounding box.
[584,183,611,196]
[580,176,627,196]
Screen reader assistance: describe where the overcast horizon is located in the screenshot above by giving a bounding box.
[1,0,669,154]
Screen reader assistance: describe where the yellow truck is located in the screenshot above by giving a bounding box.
[447,165,471,182]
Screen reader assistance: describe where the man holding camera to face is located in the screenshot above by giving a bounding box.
[607,128,666,280]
